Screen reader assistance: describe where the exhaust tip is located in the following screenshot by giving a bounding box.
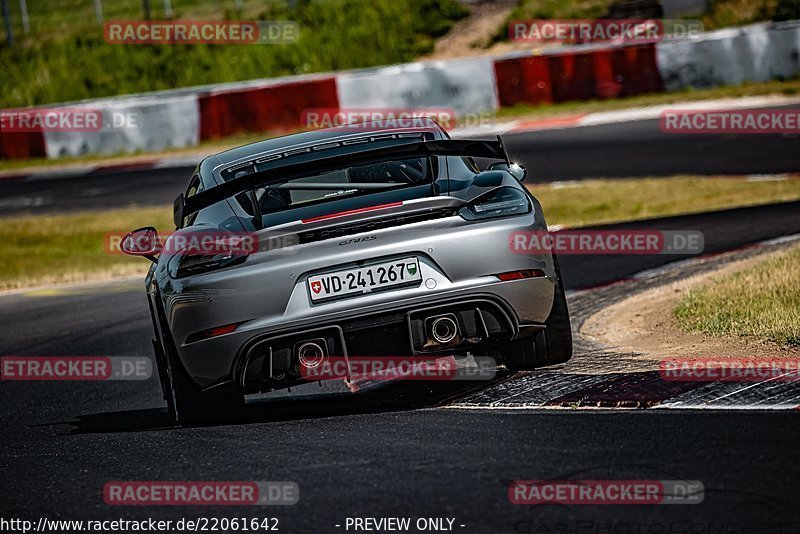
[430,315,459,344]
[296,340,327,369]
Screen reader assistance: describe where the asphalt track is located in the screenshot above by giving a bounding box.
[2,113,800,531]
[1,104,799,216]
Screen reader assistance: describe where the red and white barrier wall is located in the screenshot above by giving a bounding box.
[198,75,339,140]
[336,56,499,118]
[1,22,798,160]
[656,22,800,91]
[493,43,664,106]
[43,94,200,159]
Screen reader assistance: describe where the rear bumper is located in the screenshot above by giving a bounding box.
[157,209,555,390]
[177,275,555,390]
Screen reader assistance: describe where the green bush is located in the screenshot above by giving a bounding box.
[490,0,609,45]
[774,0,800,20]
[0,0,468,108]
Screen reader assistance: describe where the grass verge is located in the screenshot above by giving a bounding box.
[675,245,800,346]
[1,174,798,291]
[528,175,800,228]
[0,205,173,291]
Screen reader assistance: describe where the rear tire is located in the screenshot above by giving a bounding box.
[504,256,573,371]
[164,332,246,425]
[152,299,245,425]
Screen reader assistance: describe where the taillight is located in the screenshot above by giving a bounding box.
[186,322,243,344]
[169,252,248,278]
[166,234,253,278]
[459,187,531,221]
[495,269,546,281]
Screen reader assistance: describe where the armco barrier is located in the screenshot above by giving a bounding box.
[549,51,598,102]
[199,77,339,140]
[593,49,622,99]
[656,23,800,91]
[610,44,665,96]
[592,44,665,98]
[0,131,46,159]
[42,95,200,158]
[494,43,663,107]
[494,55,553,107]
[336,57,499,118]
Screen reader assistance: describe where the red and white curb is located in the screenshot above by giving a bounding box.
[445,370,800,411]
[451,233,800,411]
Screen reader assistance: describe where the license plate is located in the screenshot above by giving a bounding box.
[308,257,422,302]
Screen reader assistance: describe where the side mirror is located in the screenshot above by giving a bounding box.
[488,162,527,182]
[173,193,185,228]
[121,227,161,262]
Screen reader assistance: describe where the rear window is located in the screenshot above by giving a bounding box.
[233,156,435,227]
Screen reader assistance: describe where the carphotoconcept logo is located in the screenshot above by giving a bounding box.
[104,20,298,44]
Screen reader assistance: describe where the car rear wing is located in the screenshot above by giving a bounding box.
[176,137,510,225]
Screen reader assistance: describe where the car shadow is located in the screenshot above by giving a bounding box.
[61,372,513,434]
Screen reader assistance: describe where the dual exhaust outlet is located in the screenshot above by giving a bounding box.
[295,339,327,369]
[427,314,459,345]
[293,314,461,371]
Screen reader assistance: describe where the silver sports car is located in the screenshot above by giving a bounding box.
[123,118,572,423]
